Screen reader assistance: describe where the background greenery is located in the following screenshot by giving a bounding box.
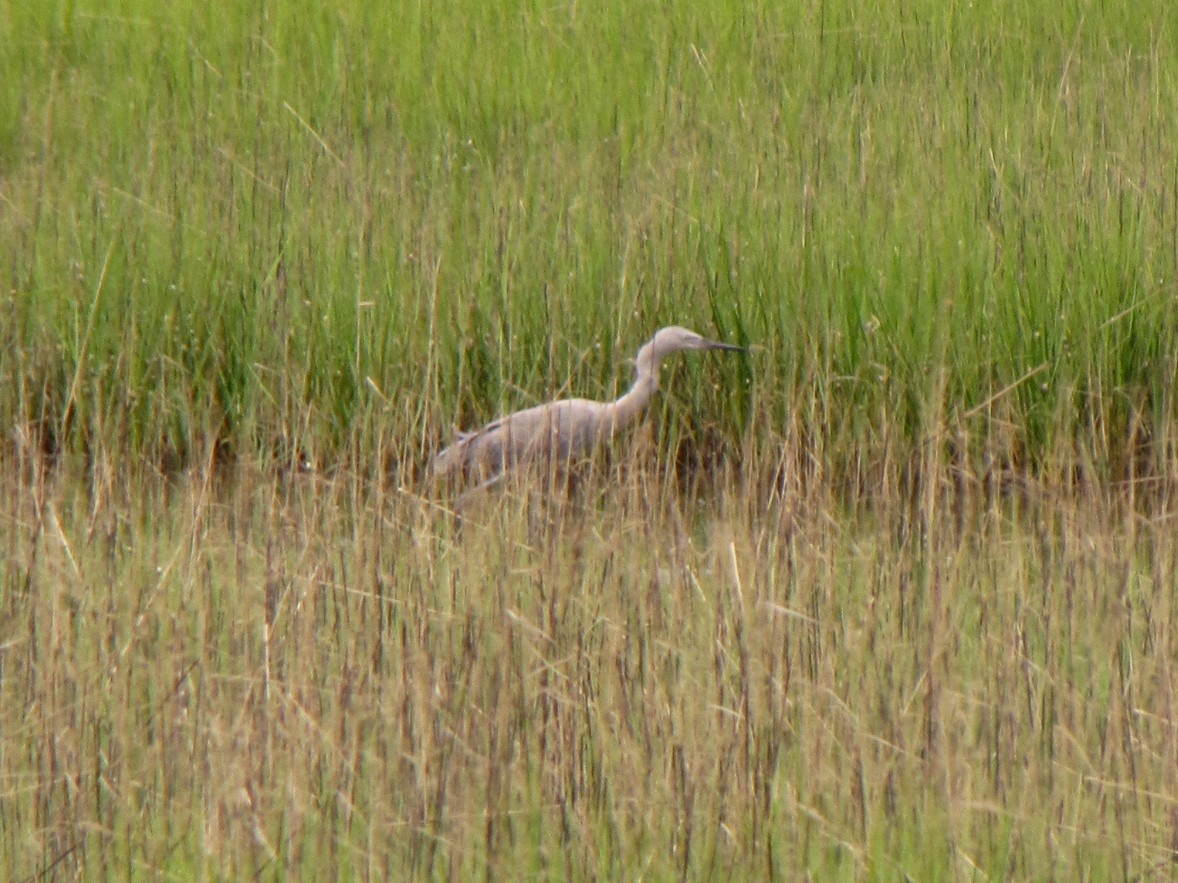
[6,0,1178,477]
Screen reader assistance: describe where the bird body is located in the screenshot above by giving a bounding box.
[432,326,743,483]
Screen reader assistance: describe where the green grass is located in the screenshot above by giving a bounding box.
[5,0,1178,878]
[5,0,1178,474]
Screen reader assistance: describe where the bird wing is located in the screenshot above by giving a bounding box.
[432,398,608,480]
[430,413,517,477]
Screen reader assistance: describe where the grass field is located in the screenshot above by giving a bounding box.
[5,0,1178,878]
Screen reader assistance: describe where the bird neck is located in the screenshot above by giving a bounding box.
[608,344,661,427]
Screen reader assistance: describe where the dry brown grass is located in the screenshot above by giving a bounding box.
[3,431,1178,880]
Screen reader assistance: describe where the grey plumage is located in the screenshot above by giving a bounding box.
[432,326,744,482]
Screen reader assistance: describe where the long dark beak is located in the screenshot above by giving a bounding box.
[704,339,746,352]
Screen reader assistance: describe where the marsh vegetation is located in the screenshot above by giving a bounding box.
[5,0,1178,878]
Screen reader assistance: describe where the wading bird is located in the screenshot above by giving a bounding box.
[432,326,744,485]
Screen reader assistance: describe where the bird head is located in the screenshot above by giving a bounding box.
[650,326,745,357]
